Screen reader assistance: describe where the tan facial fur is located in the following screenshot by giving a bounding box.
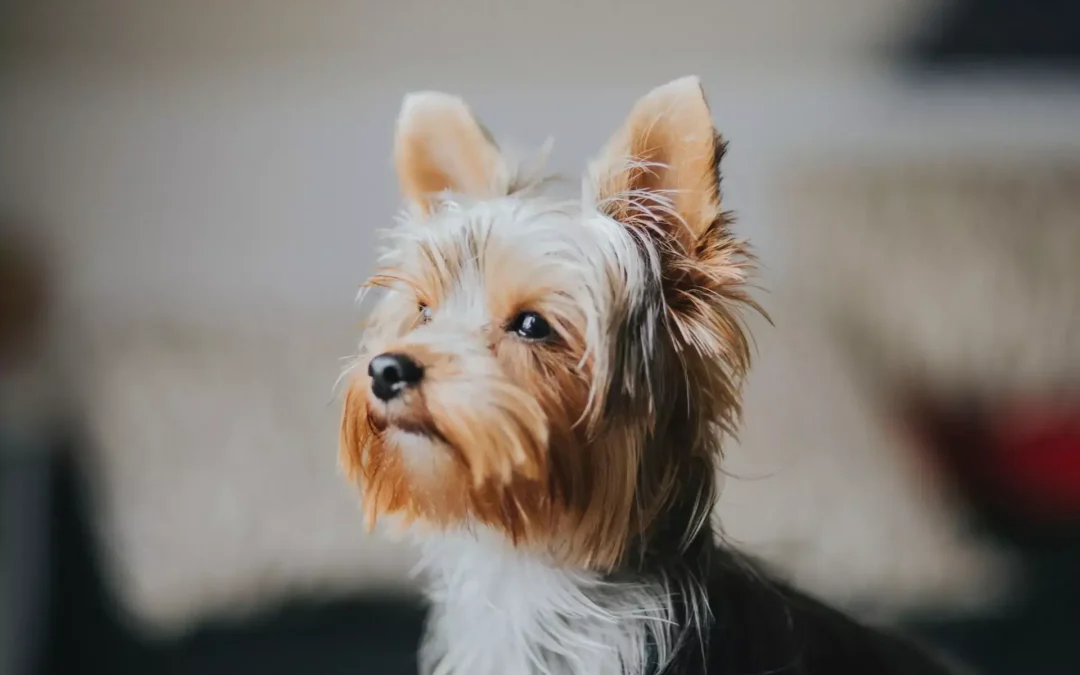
[341,77,759,571]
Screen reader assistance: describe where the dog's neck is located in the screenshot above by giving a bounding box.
[416,526,707,675]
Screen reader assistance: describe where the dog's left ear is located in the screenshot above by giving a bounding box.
[589,76,724,249]
[395,92,508,214]
[589,77,756,385]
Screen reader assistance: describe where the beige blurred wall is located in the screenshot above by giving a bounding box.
[1,0,939,324]
[4,0,925,72]
[3,0,1079,328]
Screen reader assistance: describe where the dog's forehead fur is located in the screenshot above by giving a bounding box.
[383,195,644,317]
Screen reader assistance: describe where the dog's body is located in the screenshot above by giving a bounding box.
[340,77,961,675]
[416,526,955,675]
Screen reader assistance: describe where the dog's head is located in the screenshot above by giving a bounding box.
[341,77,758,570]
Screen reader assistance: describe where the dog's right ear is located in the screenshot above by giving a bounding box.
[588,76,723,246]
[394,92,508,214]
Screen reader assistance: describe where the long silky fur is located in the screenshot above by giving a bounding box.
[343,81,759,675]
[416,527,712,675]
[341,79,966,675]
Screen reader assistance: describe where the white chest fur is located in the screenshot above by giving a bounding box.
[416,529,680,675]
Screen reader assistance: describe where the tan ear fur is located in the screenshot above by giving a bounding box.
[394,92,506,213]
[590,76,759,428]
[591,76,722,243]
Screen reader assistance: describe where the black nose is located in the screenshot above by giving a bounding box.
[368,353,424,402]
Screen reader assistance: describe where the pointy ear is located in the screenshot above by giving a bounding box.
[588,76,724,248]
[394,92,508,214]
[589,77,757,386]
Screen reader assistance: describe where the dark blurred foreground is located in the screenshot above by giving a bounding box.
[8,414,1080,675]
[33,438,424,675]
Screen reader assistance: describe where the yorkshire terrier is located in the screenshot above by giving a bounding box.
[341,77,961,675]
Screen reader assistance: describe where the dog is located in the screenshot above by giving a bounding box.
[340,77,961,675]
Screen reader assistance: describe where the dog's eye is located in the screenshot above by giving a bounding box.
[508,311,552,341]
[418,304,433,324]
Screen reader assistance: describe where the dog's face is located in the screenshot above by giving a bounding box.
[342,78,757,570]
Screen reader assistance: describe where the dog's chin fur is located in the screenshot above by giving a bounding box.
[340,79,961,675]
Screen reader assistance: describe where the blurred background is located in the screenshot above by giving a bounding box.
[2,0,1079,673]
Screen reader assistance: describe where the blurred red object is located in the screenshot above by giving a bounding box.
[909,395,1080,528]
[988,403,1080,517]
